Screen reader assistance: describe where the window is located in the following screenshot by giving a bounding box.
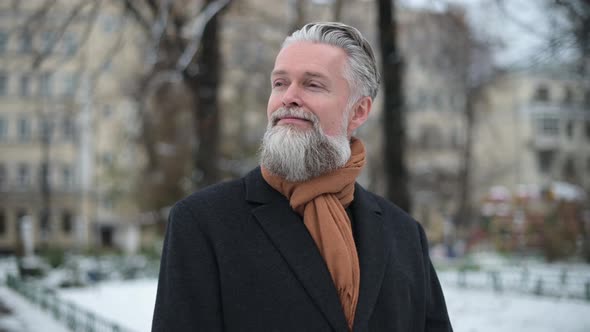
[533,85,550,102]
[563,87,574,104]
[0,117,7,141]
[20,32,32,54]
[16,210,27,225]
[537,118,559,136]
[103,104,113,118]
[63,73,78,96]
[20,74,30,96]
[562,157,576,180]
[0,164,6,189]
[40,72,52,96]
[0,209,5,235]
[566,121,574,139]
[102,197,114,210]
[537,150,555,173]
[0,72,7,96]
[40,118,53,142]
[17,117,31,142]
[41,31,54,53]
[62,117,75,141]
[420,125,443,149]
[63,33,77,56]
[0,31,8,54]
[39,210,50,238]
[102,153,113,166]
[62,165,73,189]
[17,163,30,188]
[39,162,50,188]
[62,211,72,234]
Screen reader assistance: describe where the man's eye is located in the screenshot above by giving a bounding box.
[308,82,324,89]
[272,81,285,88]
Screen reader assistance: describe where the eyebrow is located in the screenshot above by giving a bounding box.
[271,70,329,81]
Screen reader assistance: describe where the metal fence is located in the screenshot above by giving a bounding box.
[438,267,590,301]
[6,274,136,332]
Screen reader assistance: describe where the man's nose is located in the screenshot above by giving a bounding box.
[281,84,302,108]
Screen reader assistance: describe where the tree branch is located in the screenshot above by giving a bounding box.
[16,0,57,34]
[120,0,154,33]
[494,0,550,40]
[176,0,232,72]
[552,0,587,21]
[32,0,99,69]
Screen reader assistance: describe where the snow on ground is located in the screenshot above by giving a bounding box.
[57,278,590,332]
[0,286,69,332]
[442,282,590,332]
[59,279,158,332]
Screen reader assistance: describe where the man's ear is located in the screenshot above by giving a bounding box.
[347,96,372,136]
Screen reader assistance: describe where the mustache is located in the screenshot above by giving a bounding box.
[270,107,319,126]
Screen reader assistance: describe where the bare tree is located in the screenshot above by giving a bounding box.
[120,0,232,219]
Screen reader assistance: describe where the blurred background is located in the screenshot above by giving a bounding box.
[0,0,589,331]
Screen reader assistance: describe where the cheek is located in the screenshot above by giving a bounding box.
[266,95,279,119]
[321,117,346,136]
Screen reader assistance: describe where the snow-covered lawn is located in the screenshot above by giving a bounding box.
[443,283,590,332]
[59,279,157,332]
[57,278,590,332]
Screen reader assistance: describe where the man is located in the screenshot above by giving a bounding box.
[152,22,452,332]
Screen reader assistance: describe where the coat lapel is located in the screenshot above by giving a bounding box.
[351,184,391,331]
[245,168,349,332]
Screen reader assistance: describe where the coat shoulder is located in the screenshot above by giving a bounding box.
[357,185,418,225]
[179,177,245,208]
[167,176,249,230]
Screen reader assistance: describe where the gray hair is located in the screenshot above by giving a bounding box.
[282,22,380,102]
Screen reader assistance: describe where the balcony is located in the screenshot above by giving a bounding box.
[532,133,561,149]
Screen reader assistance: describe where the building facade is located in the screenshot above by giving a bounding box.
[0,0,143,254]
[472,69,590,199]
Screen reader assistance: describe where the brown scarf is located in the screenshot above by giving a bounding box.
[261,137,365,331]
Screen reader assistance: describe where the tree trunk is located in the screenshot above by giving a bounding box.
[333,0,344,21]
[377,0,411,212]
[455,88,476,231]
[289,0,306,34]
[39,112,51,248]
[188,0,223,189]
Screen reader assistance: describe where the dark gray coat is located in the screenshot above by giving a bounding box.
[152,167,452,332]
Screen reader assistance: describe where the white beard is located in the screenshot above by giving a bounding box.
[260,107,351,182]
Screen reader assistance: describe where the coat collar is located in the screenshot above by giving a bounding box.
[244,167,390,331]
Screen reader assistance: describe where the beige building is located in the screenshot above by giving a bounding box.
[0,0,143,254]
[472,68,590,200]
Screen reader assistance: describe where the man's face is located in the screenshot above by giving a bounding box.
[261,41,372,181]
[267,41,356,137]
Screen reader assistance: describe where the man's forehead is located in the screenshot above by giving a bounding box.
[271,42,348,77]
